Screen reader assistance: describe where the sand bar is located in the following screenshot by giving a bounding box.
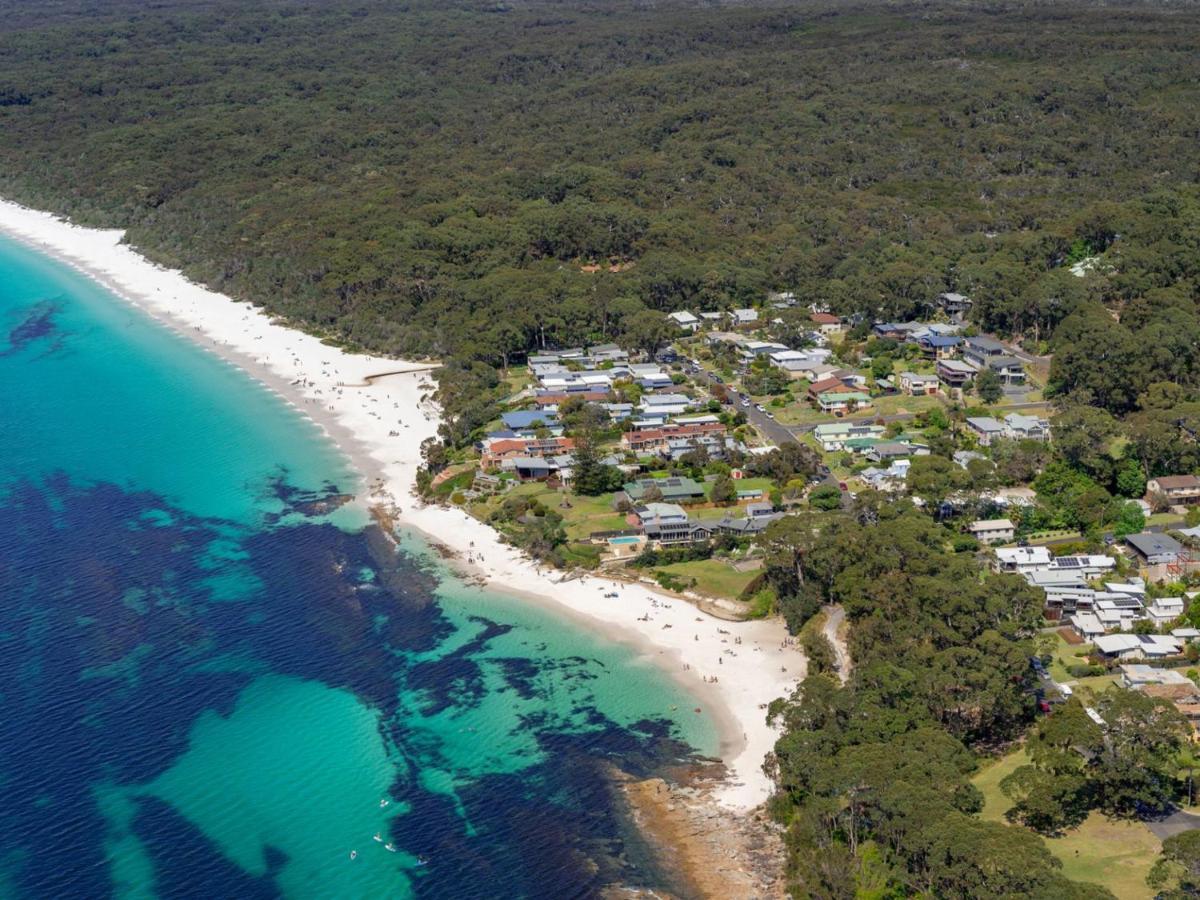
[0,198,805,810]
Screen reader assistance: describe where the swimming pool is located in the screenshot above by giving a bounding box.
[608,536,642,545]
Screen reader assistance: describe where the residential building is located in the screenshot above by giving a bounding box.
[968,518,1015,544]
[619,477,706,504]
[993,546,1052,575]
[621,422,726,454]
[1004,413,1050,442]
[813,422,885,452]
[987,356,1026,385]
[1093,633,1182,661]
[1147,475,1200,506]
[729,308,759,327]
[937,292,972,317]
[639,393,693,417]
[1071,613,1105,640]
[807,376,847,400]
[867,442,927,464]
[898,372,939,395]
[916,334,962,359]
[1125,532,1184,566]
[1146,596,1186,626]
[501,411,560,432]
[810,312,844,337]
[481,436,575,471]
[818,390,872,416]
[636,503,713,545]
[961,336,1009,368]
[936,358,977,388]
[966,416,1006,447]
[667,310,700,331]
[1120,665,1194,689]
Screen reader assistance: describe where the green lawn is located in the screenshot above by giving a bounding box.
[1044,631,1117,694]
[868,393,943,417]
[654,558,759,599]
[471,483,628,540]
[974,748,1160,898]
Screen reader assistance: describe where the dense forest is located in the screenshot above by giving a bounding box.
[3,0,1200,437]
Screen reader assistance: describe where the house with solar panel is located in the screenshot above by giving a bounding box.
[616,477,706,507]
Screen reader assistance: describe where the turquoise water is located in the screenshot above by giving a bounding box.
[0,233,717,898]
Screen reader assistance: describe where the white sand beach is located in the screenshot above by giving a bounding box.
[0,198,805,810]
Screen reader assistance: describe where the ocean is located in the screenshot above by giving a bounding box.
[0,233,718,898]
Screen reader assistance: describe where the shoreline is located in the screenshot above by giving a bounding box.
[0,197,804,811]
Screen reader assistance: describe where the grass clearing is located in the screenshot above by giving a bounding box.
[654,558,758,599]
[974,747,1160,898]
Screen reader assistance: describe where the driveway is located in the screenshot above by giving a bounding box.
[1146,809,1200,840]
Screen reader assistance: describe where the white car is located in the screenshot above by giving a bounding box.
[755,404,765,412]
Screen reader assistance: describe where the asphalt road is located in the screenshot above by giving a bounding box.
[686,361,844,495]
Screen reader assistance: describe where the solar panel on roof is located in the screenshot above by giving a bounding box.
[1057,557,1082,567]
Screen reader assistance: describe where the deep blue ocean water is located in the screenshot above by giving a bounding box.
[0,234,717,898]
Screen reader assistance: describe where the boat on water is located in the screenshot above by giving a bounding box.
[349,850,358,861]
[373,833,383,843]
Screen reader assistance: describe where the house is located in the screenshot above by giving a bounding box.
[966,416,1007,447]
[810,312,844,337]
[636,503,713,545]
[813,422,886,452]
[1146,596,1186,626]
[745,500,777,519]
[639,393,693,417]
[729,308,759,327]
[534,390,610,410]
[860,460,911,491]
[501,411,560,432]
[620,477,706,504]
[807,376,847,400]
[987,356,1026,385]
[668,310,700,331]
[621,422,726,454]
[1121,665,1194,689]
[818,391,872,416]
[968,518,1015,544]
[993,546,1052,575]
[916,334,962,359]
[1071,612,1106,640]
[1094,633,1182,661]
[1004,413,1050,442]
[962,336,1009,368]
[938,292,972,317]
[500,454,574,481]
[1125,532,1184,566]
[713,512,780,536]
[898,372,939,396]
[873,322,911,340]
[588,343,628,364]
[1147,475,1200,506]
[481,436,575,471]
[936,358,977,389]
[867,442,927,464]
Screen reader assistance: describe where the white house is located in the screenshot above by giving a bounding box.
[729,308,759,326]
[898,372,939,396]
[668,310,700,331]
[966,416,1007,447]
[968,519,1015,544]
[1094,633,1182,660]
[1071,612,1106,640]
[993,546,1052,575]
